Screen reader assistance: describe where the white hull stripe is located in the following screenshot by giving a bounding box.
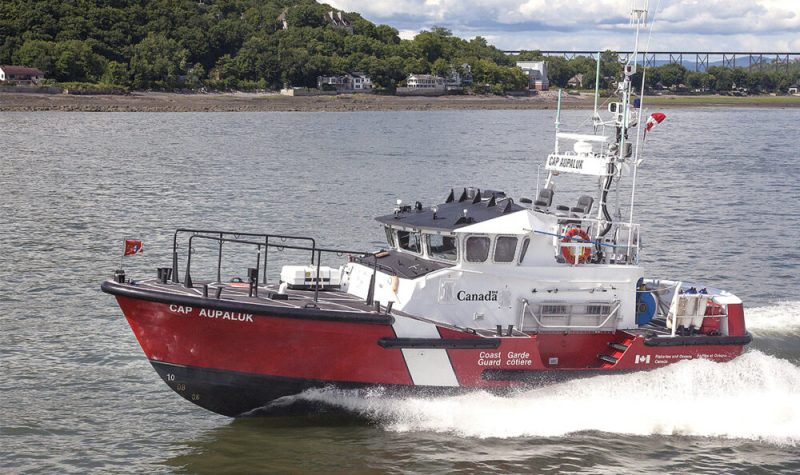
[401,349,460,386]
[392,315,459,387]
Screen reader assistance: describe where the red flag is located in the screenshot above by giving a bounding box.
[645,112,666,134]
[124,239,143,256]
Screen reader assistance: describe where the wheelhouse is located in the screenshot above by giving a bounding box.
[376,187,529,266]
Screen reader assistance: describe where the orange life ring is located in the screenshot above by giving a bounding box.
[561,228,592,263]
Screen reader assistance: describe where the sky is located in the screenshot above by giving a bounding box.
[326,0,800,53]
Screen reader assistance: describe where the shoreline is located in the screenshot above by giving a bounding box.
[1,91,799,112]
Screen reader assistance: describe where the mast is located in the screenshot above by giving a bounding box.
[627,0,650,227]
[592,51,601,132]
[541,1,653,245]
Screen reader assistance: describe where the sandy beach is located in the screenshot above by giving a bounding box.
[1,90,798,112]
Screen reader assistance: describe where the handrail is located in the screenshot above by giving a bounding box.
[533,218,640,265]
[172,228,317,284]
[519,299,621,330]
[181,233,376,304]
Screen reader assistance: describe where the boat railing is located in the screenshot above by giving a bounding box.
[534,217,640,265]
[172,229,317,285]
[172,229,381,305]
[518,298,621,331]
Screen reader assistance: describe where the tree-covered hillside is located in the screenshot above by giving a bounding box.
[0,0,526,91]
[2,1,796,93]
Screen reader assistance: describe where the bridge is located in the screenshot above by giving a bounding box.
[503,51,800,73]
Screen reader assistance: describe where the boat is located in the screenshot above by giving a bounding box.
[102,4,751,417]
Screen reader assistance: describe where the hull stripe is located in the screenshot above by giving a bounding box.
[391,315,459,387]
[378,337,500,349]
[401,349,460,386]
[644,333,752,346]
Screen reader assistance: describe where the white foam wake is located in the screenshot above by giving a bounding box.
[297,351,800,444]
[745,301,800,335]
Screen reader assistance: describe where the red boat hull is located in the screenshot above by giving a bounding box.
[107,282,750,417]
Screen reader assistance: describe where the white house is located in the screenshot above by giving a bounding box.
[516,61,549,91]
[0,65,45,84]
[568,73,584,88]
[351,72,372,90]
[317,72,373,92]
[446,64,473,90]
[324,11,353,33]
[406,74,446,90]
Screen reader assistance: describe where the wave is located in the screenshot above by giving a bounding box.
[293,351,800,444]
[745,301,800,335]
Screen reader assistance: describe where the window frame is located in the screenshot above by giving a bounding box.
[492,235,519,264]
[464,235,492,263]
[518,237,531,264]
[425,233,458,263]
[384,226,396,249]
[395,229,423,255]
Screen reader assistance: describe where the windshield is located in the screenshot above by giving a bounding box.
[427,234,457,261]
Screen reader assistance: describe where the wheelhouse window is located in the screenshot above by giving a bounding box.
[465,236,491,262]
[494,236,518,263]
[397,230,421,254]
[427,234,457,262]
[384,226,396,248]
[518,238,531,264]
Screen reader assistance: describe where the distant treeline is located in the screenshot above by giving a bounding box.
[1,0,797,93]
[515,51,800,94]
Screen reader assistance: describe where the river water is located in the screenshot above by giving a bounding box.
[1,108,799,473]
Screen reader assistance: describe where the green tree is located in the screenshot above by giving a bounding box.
[13,39,55,75]
[186,63,206,88]
[685,71,711,91]
[515,50,544,61]
[279,47,311,86]
[286,4,324,28]
[367,55,406,89]
[657,63,687,87]
[236,34,280,84]
[414,31,444,63]
[209,54,239,89]
[52,39,105,82]
[375,24,399,45]
[101,60,129,85]
[730,68,748,89]
[129,33,187,88]
[707,66,733,91]
[431,58,450,78]
[570,56,598,89]
[600,50,622,88]
[546,56,573,88]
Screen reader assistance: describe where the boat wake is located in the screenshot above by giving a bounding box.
[294,350,800,445]
[745,301,800,335]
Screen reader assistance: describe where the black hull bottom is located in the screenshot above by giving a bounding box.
[150,361,372,417]
[150,361,643,417]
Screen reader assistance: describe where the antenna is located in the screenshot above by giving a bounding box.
[592,51,601,131]
[627,0,657,230]
[630,0,649,26]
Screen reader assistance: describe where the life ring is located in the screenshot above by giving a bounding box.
[561,228,592,263]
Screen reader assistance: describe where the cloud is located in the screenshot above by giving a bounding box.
[327,0,800,51]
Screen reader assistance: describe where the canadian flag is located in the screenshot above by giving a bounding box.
[124,239,143,256]
[645,112,666,135]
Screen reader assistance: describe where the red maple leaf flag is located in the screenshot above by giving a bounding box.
[124,239,143,256]
[645,112,666,134]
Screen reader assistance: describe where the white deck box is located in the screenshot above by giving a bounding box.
[280,265,341,290]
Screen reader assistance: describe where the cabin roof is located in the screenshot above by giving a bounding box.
[454,209,539,235]
[0,65,44,76]
[375,188,525,232]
